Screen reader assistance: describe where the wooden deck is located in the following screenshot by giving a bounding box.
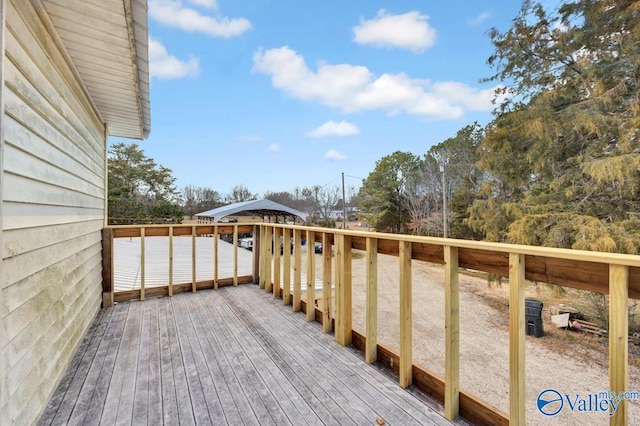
[38,285,454,425]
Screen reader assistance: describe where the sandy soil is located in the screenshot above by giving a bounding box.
[300,248,640,426]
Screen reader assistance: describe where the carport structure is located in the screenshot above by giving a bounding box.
[195,199,307,224]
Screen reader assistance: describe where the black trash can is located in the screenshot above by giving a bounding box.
[525,299,544,337]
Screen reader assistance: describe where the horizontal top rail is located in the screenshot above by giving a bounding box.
[105,223,640,299]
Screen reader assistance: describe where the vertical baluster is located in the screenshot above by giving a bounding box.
[168,226,173,296]
[283,228,291,305]
[365,237,378,364]
[191,225,197,293]
[444,245,459,420]
[509,253,525,425]
[259,225,266,289]
[273,227,282,298]
[399,240,412,388]
[264,226,273,292]
[306,230,316,321]
[322,233,333,333]
[233,224,239,286]
[140,227,145,301]
[293,229,302,312]
[213,225,218,290]
[609,264,629,426]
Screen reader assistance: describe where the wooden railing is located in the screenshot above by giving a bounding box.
[101,223,640,425]
[102,224,259,304]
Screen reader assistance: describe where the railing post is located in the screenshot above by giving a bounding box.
[293,229,302,312]
[213,225,219,289]
[399,240,412,388]
[273,227,282,298]
[140,227,145,301]
[264,226,273,292]
[168,226,174,296]
[322,233,333,333]
[365,237,378,364]
[509,253,525,425]
[335,234,352,346]
[609,264,629,426]
[101,228,114,307]
[444,245,460,420]
[306,230,316,321]
[192,225,197,292]
[283,228,291,305]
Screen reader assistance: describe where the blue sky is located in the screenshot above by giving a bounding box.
[112,0,529,197]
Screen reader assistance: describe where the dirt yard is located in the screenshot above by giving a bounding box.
[319,250,640,426]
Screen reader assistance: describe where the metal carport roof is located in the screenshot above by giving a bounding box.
[195,199,307,222]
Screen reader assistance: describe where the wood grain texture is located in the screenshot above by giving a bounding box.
[292,229,302,312]
[322,232,333,333]
[365,237,378,364]
[306,230,315,321]
[609,264,629,426]
[508,253,525,426]
[40,287,453,426]
[444,245,459,420]
[399,240,412,388]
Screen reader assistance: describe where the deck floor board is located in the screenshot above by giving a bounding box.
[38,285,454,426]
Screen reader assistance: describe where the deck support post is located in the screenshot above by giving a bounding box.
[444,245,459,420]
[233,224,239,286]
[609,264,629,426]
[140,227,146,300]
[509,253,525,425]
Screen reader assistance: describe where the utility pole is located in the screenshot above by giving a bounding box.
[342,172,347,230]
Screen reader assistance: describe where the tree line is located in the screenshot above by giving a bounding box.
[108,0,640,254]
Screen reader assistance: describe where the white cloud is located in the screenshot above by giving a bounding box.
[353,10,436,53]
[188,0,217,9]
[252,46,497,120]
[268,144,282,152]
[149,0,252,38]
[308,120,360,138]
[469,11,491,26]
[325,149,347,161]
[149,38,200,79]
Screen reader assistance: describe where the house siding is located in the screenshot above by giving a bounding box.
[1,1,106,424]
